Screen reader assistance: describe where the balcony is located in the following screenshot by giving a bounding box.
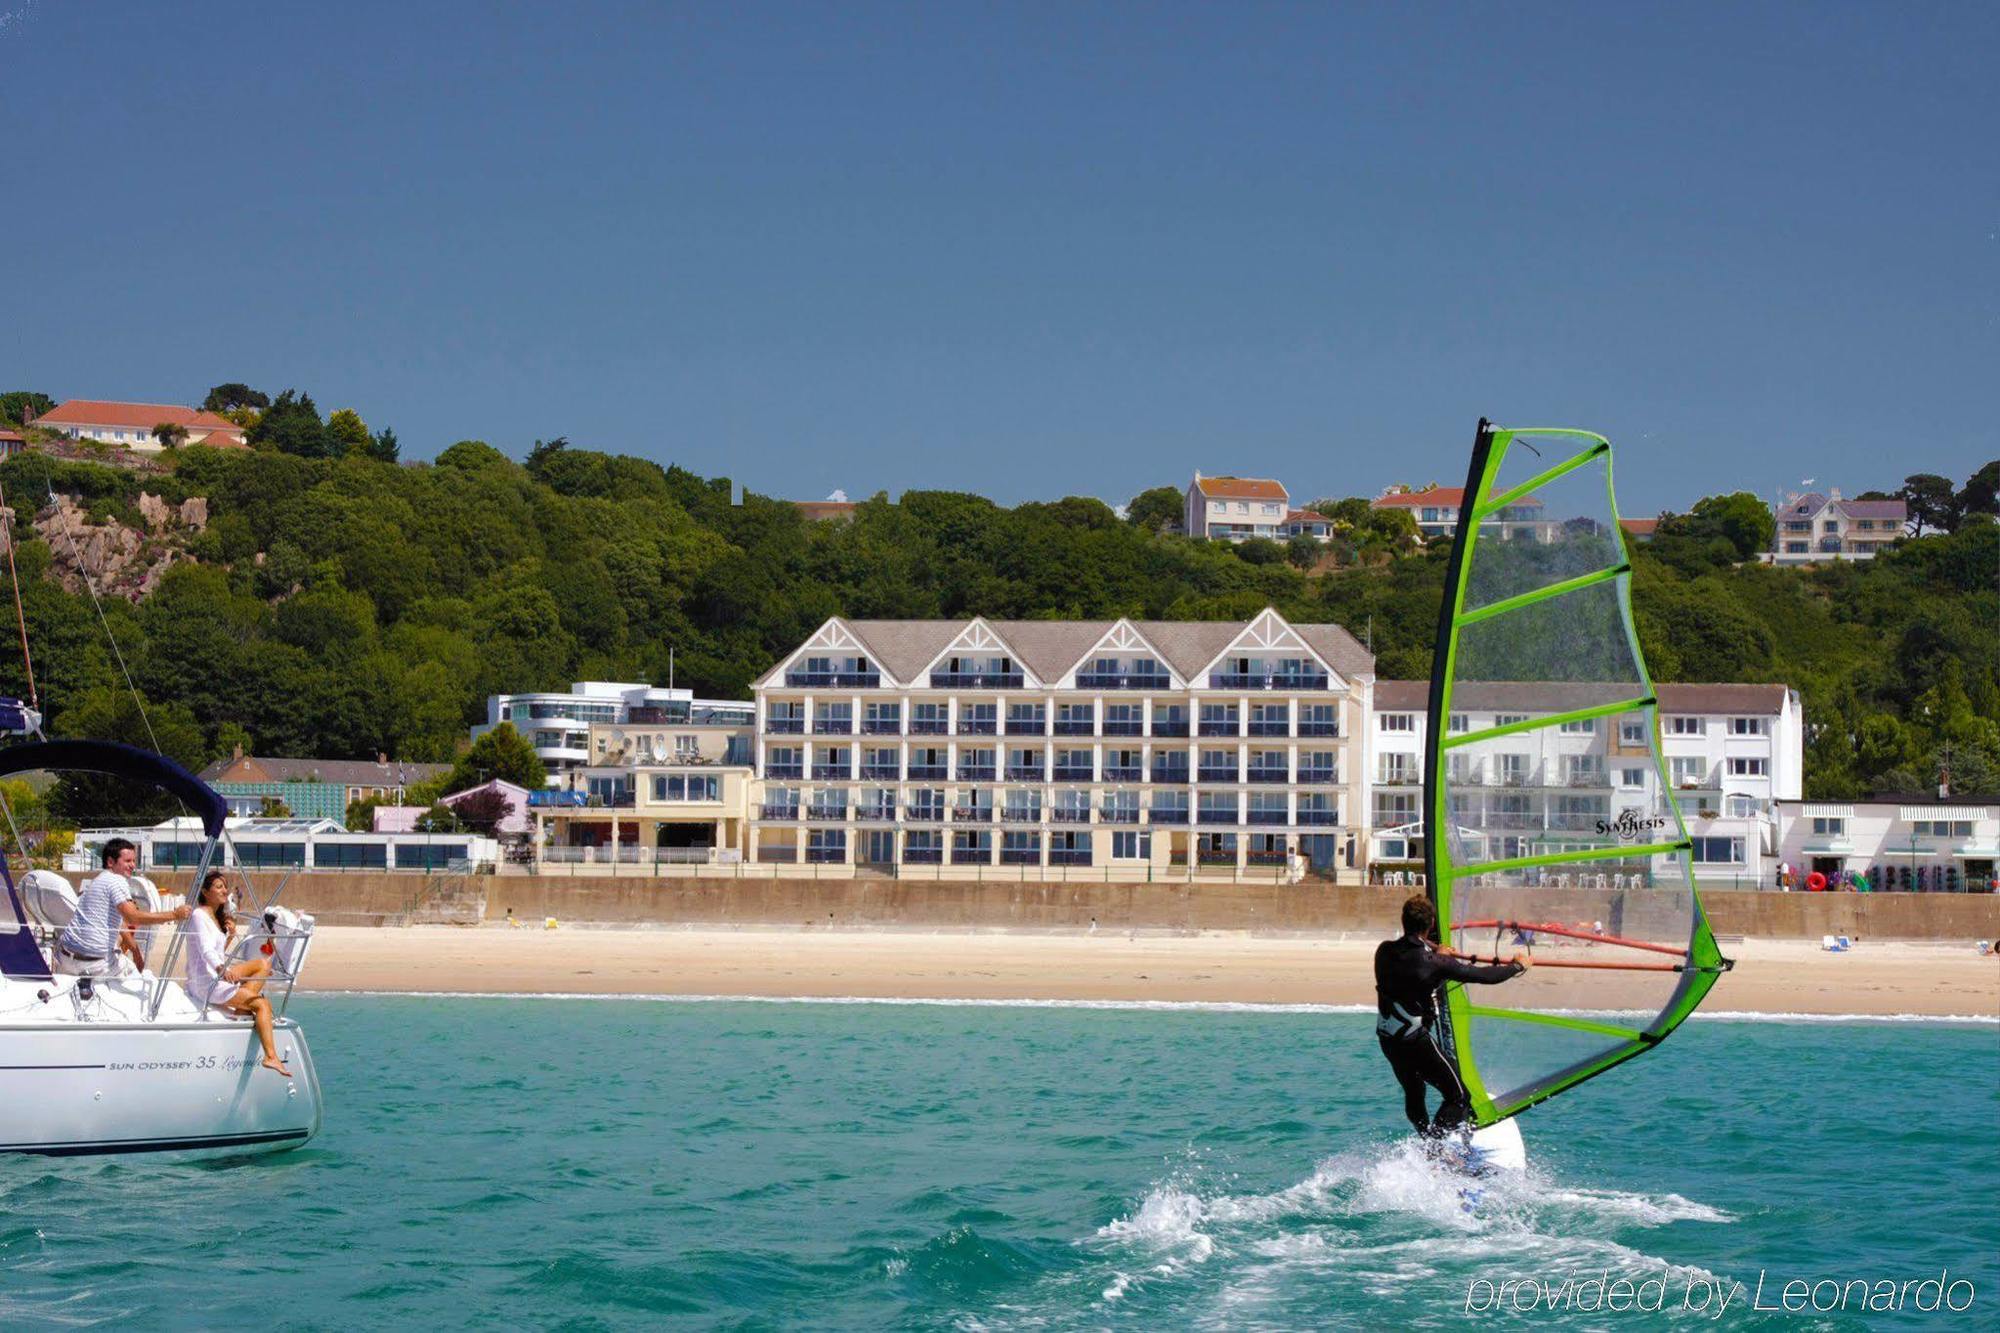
[855,803,897,822]
[1197,808,1240,826]
[1247,810,1289,826]
[1049,849,1092,866]
[902,847,943,864]
[956,765,997,783]
[860,763,901,780]
[1005,764,1046,782]
[1197,766,1240,784]
[1100,807,1141,825]
[1247,720,1290,737]
[805,846,847,864]
[904,807,945,824]
[811,764,852,782]
[949,849,991,866]
[764,717,805,734]
[1103,765,1143,782]
[527,790,588,808]
[1004,719,1046,736]
[1150,720,1191,738]
[1051,808,1091,824]
[1377,771,1421,787]
[1297,721,1341,738]
[812,718,853,735]
[1246,766,1290,784]
[1053,765,1094,782]
[1053,719,1095,736]
[1000,847,1041,865]
[909,719,950,735]
[784,670,881,688]
[1150,765,1191,784]
[907,764,948,780]
[1297,769,1340,785]
[860,718,902,735]
[1075,671,1172,690]
[1198,719,1240,737]
[1101,720,1144,737]
[1245,850,1288,867]
[1295,808,1339,826]
[953,806,994,823]
[1209,671,1330,691]
[1001,806,1042,824]
[956,719,998,736]
[930,670,1024,688]
[805,806,849,822]
[759,804,801,820]
[1148,808,1189,825]
[764,764,804,780]
[1195,849,1238,866]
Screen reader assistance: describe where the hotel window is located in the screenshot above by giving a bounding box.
[1558,718,1596,734]
[1111,831,1151,859]
[1495,753,1528,783]
[1235,502,1249,514]
[1667,716,1701,735]
[675,734,699,760]
[1670,757,1705,786]
[1619,718,1646,745]
[1262,502,1280,515]
[1493,714,1527,728]
[1729,717,1768,736]
[1378,713,1414,733]
[1811,817,1845,836]
[1918,820,1973,838]
[1726,794,1759,818]
[1447,713,1469,733]
[1727,757,1768,777]
[1617,765,1647,788]
[1690,837,1745,864]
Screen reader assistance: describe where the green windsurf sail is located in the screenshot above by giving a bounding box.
[1422,419,1731,1127]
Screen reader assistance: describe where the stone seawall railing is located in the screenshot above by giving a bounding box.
[152,873,2000,940]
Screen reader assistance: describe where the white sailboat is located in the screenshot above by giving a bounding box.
[0,738,324,1157]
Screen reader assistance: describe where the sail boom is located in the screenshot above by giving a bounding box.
[1454,839,1690,877]
[1473,440,1608,520]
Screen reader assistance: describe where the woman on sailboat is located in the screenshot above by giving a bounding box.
[186,871,291,1077]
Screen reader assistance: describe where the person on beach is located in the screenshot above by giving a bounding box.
[185,870,291,1077]
[54,838,190,976]
[1374,894,1529,1142]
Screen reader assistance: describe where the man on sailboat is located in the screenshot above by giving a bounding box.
[1375,894,1529,1141]
[53,838,191,976]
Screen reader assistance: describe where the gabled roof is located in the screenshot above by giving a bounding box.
[1284,508,1329,525]
[988,621,1118,683]
[1618,517,1659,536]
[1781,491,1828,518]
[199,754,451,786]
[1373,680,1791,715]
[1372,486,1464,510]
[1193,476,1288,501]
[1829,498,1906,521]
[35,399,243,436]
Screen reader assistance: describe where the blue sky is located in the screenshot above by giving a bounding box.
[4,1,1992,511]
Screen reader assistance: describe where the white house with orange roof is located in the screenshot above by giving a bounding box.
[1184,473,1290,541]
[32,400,248,453]
[1370,484,1552,543]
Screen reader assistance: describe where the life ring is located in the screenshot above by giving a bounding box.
[1805,871,1828,892]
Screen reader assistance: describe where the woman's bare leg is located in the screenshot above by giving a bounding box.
[229,995,289,1076]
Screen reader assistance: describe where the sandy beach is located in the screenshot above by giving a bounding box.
[299,926,2000,1017]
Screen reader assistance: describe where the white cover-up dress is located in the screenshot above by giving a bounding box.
[185,910,240,1008]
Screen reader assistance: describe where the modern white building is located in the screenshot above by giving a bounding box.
[31,399,248,451]
[1367,681,1802,887]
[71,817,499,874]
[1184,475,1291,541]
[1769,489,1906,563]
[749,609,1374,877]
[1370,485,1553,543]
[528,716,756,866]
[1775,794,1998,892]
[476,682,754,776]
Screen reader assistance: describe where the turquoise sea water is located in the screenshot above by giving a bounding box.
[1,997,1995,1330]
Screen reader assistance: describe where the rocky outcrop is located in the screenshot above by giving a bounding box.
[29,495,181,600]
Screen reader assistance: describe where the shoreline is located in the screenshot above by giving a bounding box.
[297,926,2000,1018]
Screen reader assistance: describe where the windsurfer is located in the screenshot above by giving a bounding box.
[1375,894,1530,1141]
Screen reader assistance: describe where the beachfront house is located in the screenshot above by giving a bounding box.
[749,609,1374,878]
[1369,485,1554,544]
[1365,682,1804,887]
[476,682,754,777]
[527,718,755,866]
[1769,489,1906,563]
[1774,794,1998,892]
[31,399,249,452]
[1184,474,1291,541]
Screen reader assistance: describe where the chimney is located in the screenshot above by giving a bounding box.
[377,752,389,765]
[231,742,243,762]
[1828,487,1842,502]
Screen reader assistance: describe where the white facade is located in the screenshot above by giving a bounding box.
[749,610,1374,878]
[1775,798,1999,893]
[1769,489,1906,564]
[71,817,501,874]
[1184,474,1292,541]
[477,681,754,776]
[1367,682,1803,887]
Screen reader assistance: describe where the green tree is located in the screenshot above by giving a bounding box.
[326,408,371,454]
[1285,533,1321,569]
[1899,473,1958,535]
[444,721,547,792]
[1234,537,1285,566]
[152,421,190,450]
[1681,492,1776,560]
[369,427,400,464]
[1125,486,1183,533]
[1957,460,1999,523]
[0,391,54,426]
[248,389,337,458]
[202,383,270,414]
[258,795,292,818]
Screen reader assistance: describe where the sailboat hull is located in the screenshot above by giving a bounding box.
[0,1017,322,1157]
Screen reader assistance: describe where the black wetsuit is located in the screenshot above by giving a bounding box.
[1374,933,1523,1137]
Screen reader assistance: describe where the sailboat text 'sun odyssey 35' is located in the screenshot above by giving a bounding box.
[1428,420,1732,1171]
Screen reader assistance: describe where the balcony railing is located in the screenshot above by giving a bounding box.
[759,804,800,820]
[1295,808,1339,825]
[1246,809,1288,825]
[1151,765,1191,784]
[1000,848,1041,865]
[785,670,880,688]
[1297,769,1339,785]
[1100,807,1140,824]
[1246,767,1290,784]
[1049,849,1092,866]
[1004,719,1046,735]
[1245,850,1288,866]
[1198,719,1240,737]
[1247,721,1289,737]
[811,765,852,781]
[1197,808,1240,826]
[860,763,901,780]
[1001,807,1042,824]
[1297,721,1341,737]
[764,718,805,734]
[905,807,945,823]
[1101,721,1144,737]
[956,765,997,783]
[909,718,949,735]
[764,764,804,780]
[1196,849,1238,866]
[1051,808,1091,824]
[1103,765,1143,782]
[527,790,588,808]
[1148,808,1189,825]
[806,806,848,822]
[930,670,1024,688]
[1074,671,1172,690]
[902,847,943,864]
[1150,720,1191,737]
[855,803,897,822]
[1197,766,1239,784]
[812,718,853,735]
[907,764,948,780]
[953,806,994,823]
[957,719,998,735]
[805,846,847,863]
[1053,765,1094,782]
[860,718,902,734]
[1209,671,1330,690]
[1005,765,1046,782]
[1053,719,1095,736]
[1377,771,1420,787]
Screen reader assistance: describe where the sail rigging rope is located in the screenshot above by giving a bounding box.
[0,478,38,712]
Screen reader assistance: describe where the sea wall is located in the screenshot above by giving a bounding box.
[151,873,2000,939]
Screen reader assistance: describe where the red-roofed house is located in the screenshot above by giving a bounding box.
[1281,508,1333,542]
[1770,488,1906,563]
[1184,473,1291,541]
[0,429,24,459]
[32,400,248,453]
[1370,485,1551,543]
[1618,517,1659,542]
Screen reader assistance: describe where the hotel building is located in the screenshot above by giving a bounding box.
[528,714,757,865]
[748,609,1373,876]
[1367,681,1802,886]
[476,682,754,777]
[1775,794,1997,892]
